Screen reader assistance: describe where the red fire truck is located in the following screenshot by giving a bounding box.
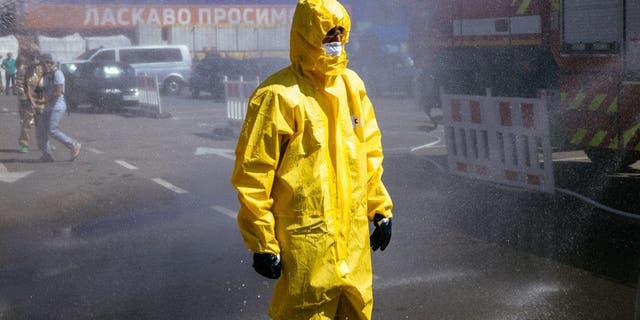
[407,0,640,170]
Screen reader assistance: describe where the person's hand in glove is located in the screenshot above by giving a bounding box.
[252,252,282,279]
[370,213,392,251]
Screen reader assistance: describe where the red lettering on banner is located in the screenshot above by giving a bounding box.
[27,4,296,29]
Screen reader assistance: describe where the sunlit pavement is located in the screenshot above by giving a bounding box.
[0,93,637,319]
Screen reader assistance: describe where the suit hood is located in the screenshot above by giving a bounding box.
[289,0,351,87]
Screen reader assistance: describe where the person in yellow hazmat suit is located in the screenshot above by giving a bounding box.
[231,0,393,319]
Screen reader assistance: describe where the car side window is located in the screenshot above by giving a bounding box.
[120,48,182,64]
[154,48,182,62]
[120,49,142,64]
[92,50,115,63]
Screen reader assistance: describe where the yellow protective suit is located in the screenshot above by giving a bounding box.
[231,0,393,319]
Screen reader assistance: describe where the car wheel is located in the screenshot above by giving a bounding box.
[163,77,182,96]
[91,97,108,113]
[91,103,105,113]
[212,83,225,101]
[68,101,78,111]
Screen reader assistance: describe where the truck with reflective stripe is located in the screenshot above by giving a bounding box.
[408,0,640,171]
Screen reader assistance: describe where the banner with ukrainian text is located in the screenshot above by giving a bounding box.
[26,4,296,29]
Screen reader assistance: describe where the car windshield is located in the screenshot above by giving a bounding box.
[75,47,101,60]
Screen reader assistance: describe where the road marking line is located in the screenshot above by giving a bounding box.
[86,147,104,154]
[152,178,189,194]
[115,160,138,170]
[194,147,235,160]
[410,136,442,152]
[211,205,237,219]
[552,156,589,162]
[0,163,33,183]
[374,269,478,290]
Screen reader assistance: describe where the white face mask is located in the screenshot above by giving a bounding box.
[322,42,342,56]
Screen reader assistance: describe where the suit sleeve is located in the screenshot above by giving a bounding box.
[231,89,292,255]
[362,91,394,221]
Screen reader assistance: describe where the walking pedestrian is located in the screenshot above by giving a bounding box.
[36,53,81,162]
[0,54,4,94]
[16,49,46,153]
[16,49,45,153]
[16,55,32,153]
[2,52,17,95]
[231,1,393,319]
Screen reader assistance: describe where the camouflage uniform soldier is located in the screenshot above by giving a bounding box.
[17,53,44,153]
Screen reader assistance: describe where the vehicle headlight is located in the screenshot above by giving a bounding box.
[103,66,122,76]
[104,88,121,94]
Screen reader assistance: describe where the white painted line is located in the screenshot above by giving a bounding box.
[36,262,76,279]
[211,205,238,219]
[375,269,478,290]
[409,133,443,153]
[194,147,235,160]
[0,163,33,183]
[115,160,138,170]
[152,178,189,194]
[552,156,589,162]
[410,138,442,152]
[86,147,104,154]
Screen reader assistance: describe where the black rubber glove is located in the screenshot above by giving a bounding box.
[370,213,392,251]
[252,253,282,279]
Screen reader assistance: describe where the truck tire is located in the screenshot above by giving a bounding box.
[585,148,640,172]
[163,77,182,96]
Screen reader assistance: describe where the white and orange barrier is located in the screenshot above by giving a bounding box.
[136,75,164,117]
[224,76,260,126]
[441,89,555,193]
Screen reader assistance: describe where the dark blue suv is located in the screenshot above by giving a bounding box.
[61,61,139,111]
[190,56,289,99]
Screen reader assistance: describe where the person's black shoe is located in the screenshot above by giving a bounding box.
[40,155,54,162]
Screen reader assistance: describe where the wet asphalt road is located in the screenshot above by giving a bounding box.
[0,92,638,319]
